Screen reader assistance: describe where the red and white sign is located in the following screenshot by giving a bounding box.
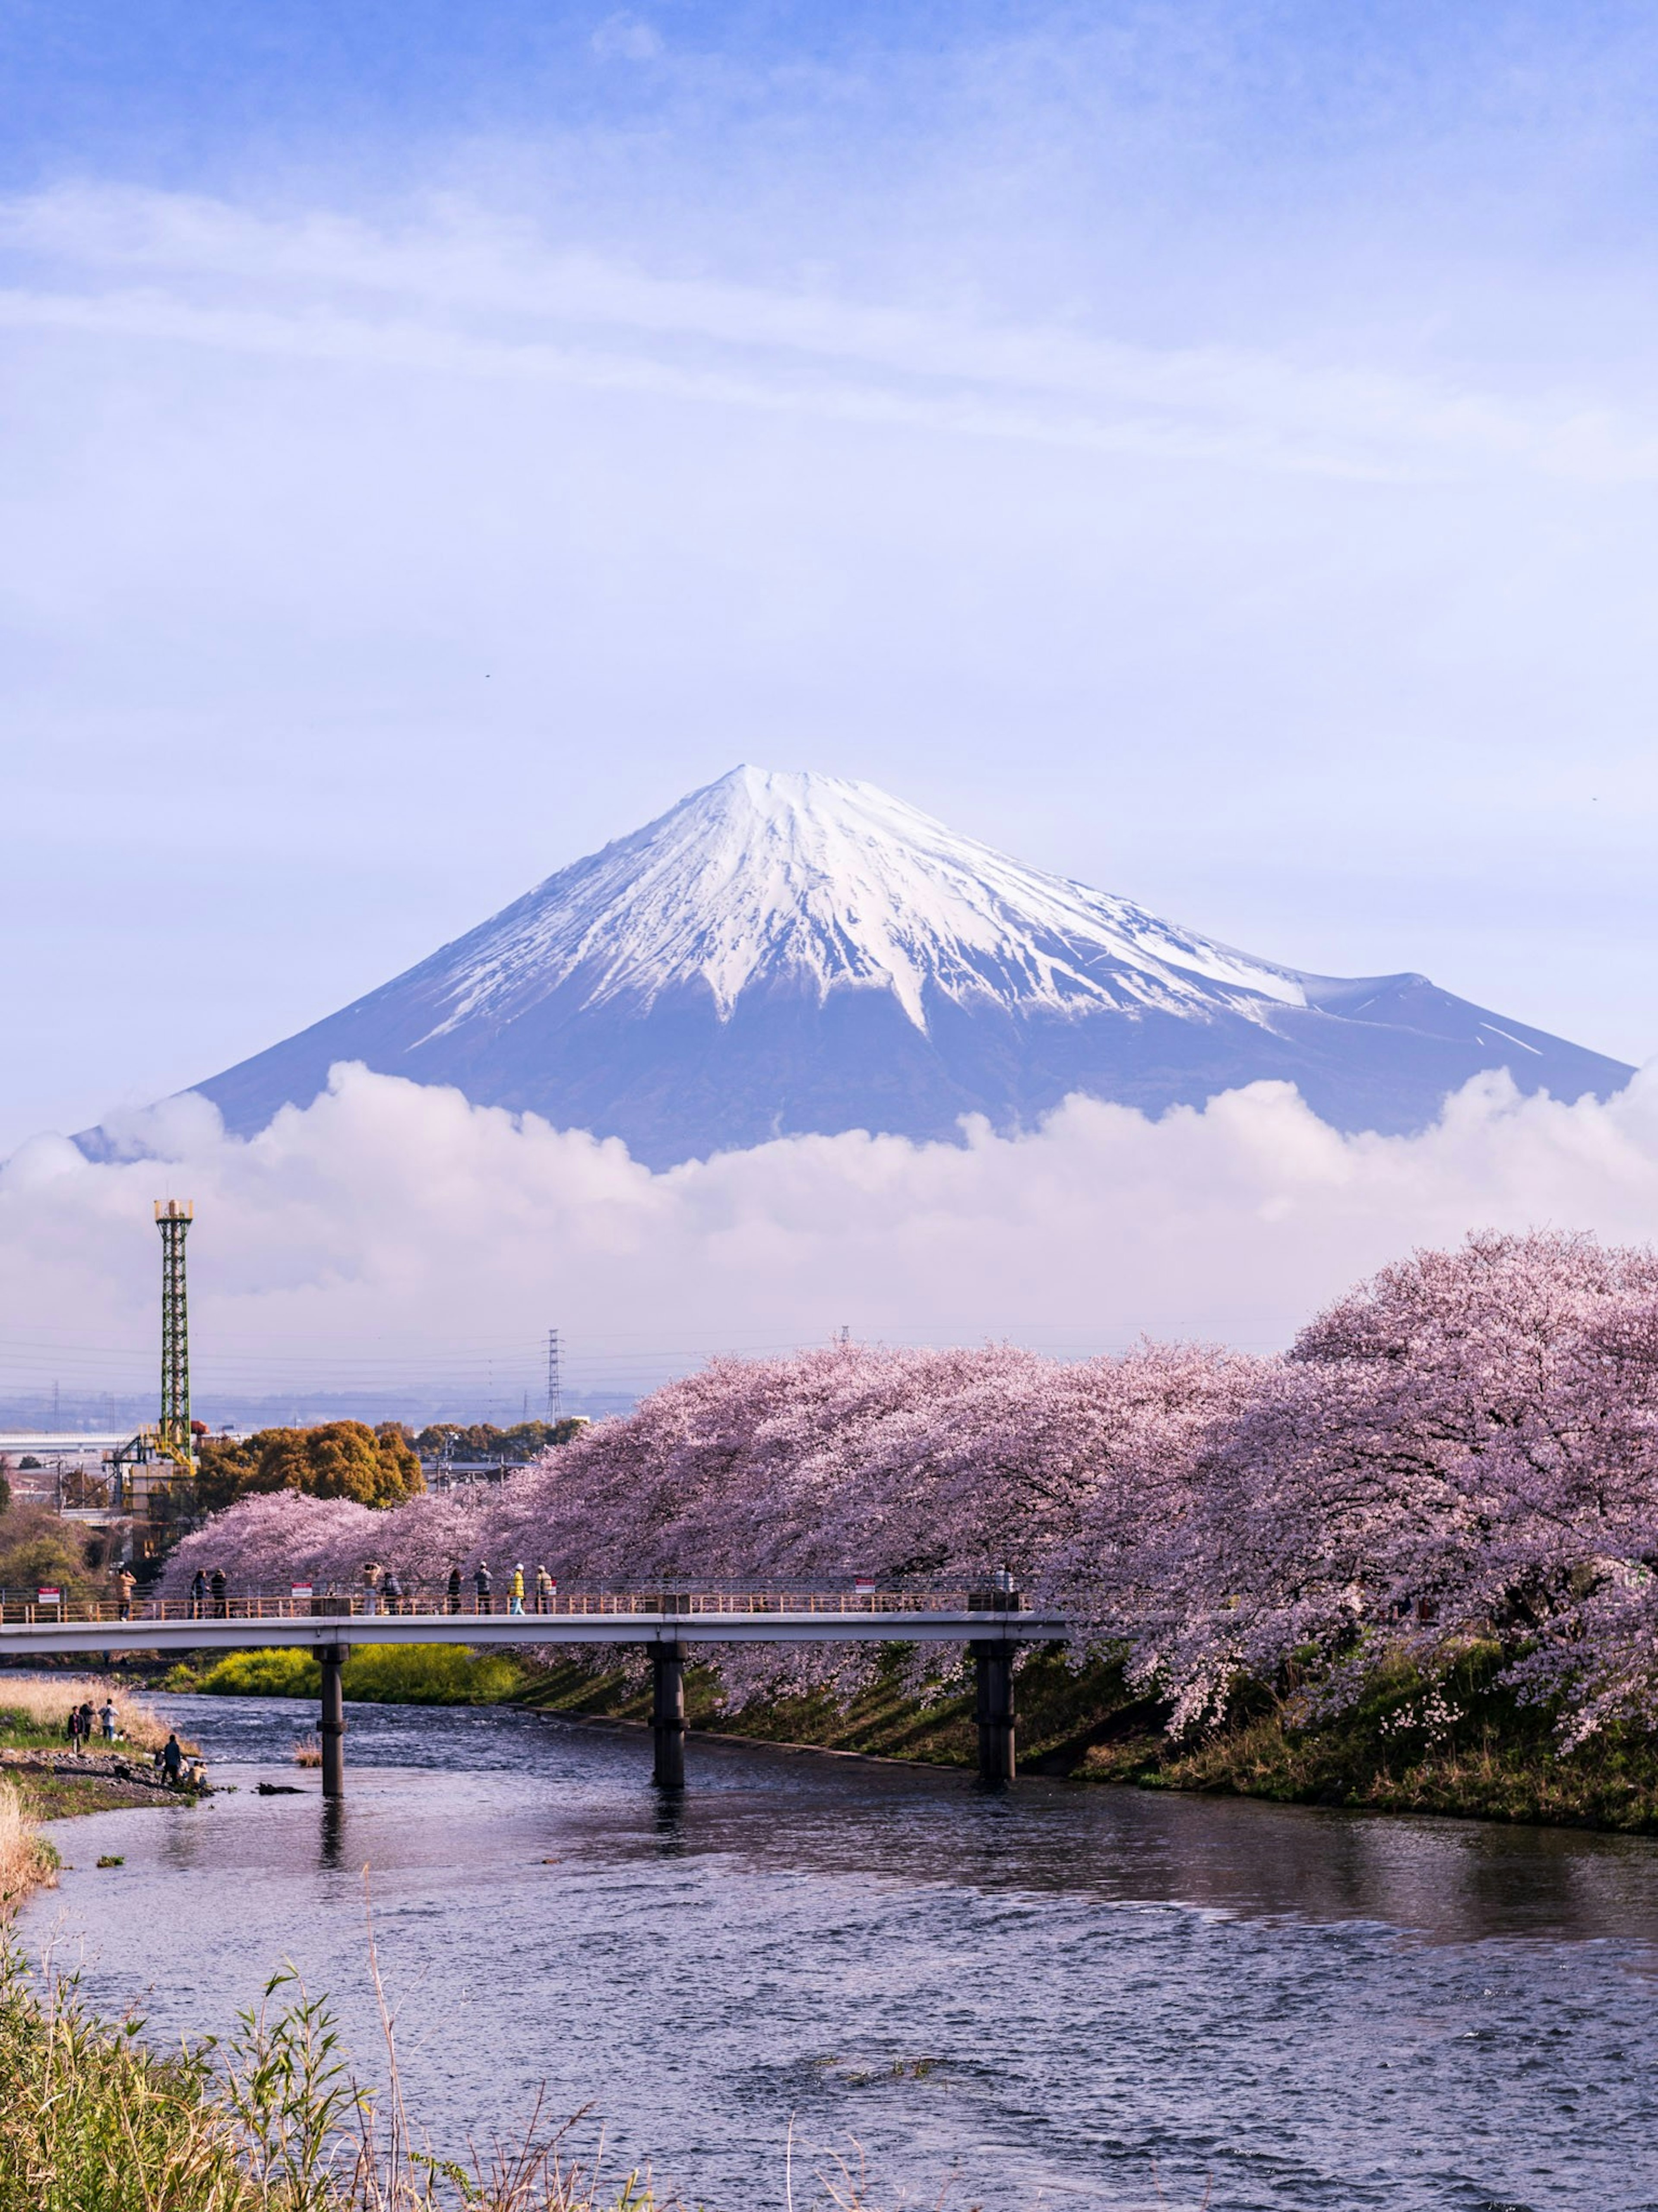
[290,1584,313,1599]
[36,1587,60,1603]
[854,1577,876,1595]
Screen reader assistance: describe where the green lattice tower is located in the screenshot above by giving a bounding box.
[154,1199,194,1461]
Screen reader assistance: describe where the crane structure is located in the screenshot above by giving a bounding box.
[155,1199,194,1466]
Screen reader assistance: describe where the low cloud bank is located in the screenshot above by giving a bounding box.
[5,1061,1658,1402]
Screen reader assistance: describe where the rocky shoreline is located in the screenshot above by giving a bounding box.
[0,1747,182,1791]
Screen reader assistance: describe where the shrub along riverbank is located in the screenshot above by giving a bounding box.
[177,1642,524,1704]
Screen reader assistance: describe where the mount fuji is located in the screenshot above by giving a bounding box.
[176,766,1630,1165]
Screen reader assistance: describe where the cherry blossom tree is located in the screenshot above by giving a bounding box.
[1138,1231,1658,1732]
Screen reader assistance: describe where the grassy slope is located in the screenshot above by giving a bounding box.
[8,1772,187,1821]
[515,1644,1658,1834]
[516,1648,1160,1773]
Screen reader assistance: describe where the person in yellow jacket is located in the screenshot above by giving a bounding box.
[509,1563,525,1616]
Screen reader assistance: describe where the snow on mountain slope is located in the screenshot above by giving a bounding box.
[416,765,1308,1038]
[159,766,1631,1166]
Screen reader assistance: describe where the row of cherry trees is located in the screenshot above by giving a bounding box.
[161,1231,1658,1738]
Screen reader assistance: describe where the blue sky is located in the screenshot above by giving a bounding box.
[6,1,1658,1150]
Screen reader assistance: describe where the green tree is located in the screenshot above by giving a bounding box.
[0,1503,101,1600]
[196,1423,424,1512]
[193,1433,262,1515]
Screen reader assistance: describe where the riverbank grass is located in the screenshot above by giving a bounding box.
[0,1676,167,1754]
[1097,1647,1658,1831]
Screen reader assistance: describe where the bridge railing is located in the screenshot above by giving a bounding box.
[0,1585,1028,1629]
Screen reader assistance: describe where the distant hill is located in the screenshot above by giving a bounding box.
[156,766,1632,1165]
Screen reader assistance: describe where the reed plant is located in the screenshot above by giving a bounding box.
[0,1783,55,1914]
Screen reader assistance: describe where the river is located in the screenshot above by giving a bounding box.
[19,1690,1658,2210]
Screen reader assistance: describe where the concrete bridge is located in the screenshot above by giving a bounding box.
[0,1585,1063,1794]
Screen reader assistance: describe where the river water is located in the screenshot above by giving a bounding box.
[19,1691,1658,2210]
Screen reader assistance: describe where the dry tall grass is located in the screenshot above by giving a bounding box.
[0,1674,168,1750]
[0,1782,55,1914]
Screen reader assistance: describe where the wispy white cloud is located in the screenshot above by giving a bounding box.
[4,186,1655,483]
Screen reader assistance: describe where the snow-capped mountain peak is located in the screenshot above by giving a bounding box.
[162,765,1632,1168]
[420,764,1308,1039]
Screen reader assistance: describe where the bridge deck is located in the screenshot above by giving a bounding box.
[0,1590,1064,1658]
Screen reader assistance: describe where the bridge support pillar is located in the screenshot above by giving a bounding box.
[319,1644,350,1799]
[974,1641,1016,1785]
[652,1640,687,1790]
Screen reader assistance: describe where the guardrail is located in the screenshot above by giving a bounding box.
[0,1585,1029,1629]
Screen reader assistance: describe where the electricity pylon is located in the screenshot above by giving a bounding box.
[154,1199,194,1464]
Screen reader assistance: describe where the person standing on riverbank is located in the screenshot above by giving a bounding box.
[100,1699,117,1743]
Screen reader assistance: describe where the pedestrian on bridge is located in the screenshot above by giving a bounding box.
[535,1565,554,1613]
[447,1566,462,1615]
[210,1567,228,1619]
[116,1566,135,1620]
[382,1566,402,1615]
[475,1561,493,1615]
[190,1569,207,1619]
[509,1564,525,1615]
